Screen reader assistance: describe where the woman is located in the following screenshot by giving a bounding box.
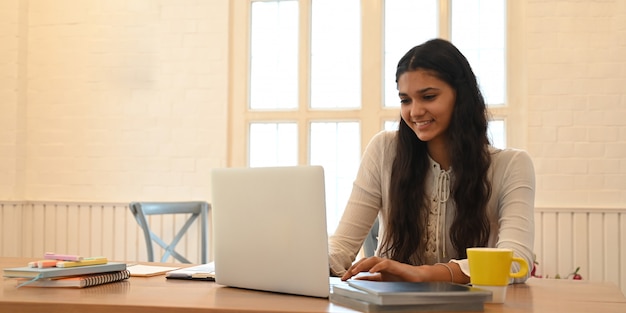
[329,38,535,284]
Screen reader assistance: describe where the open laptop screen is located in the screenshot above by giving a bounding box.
[210,166,330,298]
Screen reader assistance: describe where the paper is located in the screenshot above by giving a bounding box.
[165,262,215,281]
[127,264,180,277]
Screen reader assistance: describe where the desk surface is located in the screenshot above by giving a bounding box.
[2,257,625,313]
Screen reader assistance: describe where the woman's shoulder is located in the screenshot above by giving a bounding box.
[361,130,398,163]
[371,129,397,141]
[366,130,398,149]
[490,146,531,158]
[489,146,534,169]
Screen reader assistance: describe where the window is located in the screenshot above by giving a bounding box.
[230,0,519,233]
[249,1,299,110]
[311,0,361,109]
[383,0,438,108]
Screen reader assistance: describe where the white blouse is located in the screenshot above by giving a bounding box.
[328,130,536,283]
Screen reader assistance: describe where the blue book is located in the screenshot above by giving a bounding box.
[3,262,127,280]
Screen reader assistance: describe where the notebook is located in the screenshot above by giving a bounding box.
[15,270,130,288]
[210,165,330,298]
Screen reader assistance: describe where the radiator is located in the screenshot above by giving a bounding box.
[0,201,209,264]
[534,207,625,295]
[1,202,624,295]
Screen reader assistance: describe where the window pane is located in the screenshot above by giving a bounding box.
[384,120,399,131]
[250,1,299,110]
[310,0,361,109]
[249,123,298,167]
[451,0,506,106]
[488,119,506,149]
[310,122,360,233]
[384,0,439,108]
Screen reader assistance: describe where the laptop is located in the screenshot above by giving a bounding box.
[210,165,331,298]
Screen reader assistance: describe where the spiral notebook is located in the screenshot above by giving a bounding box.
[15,270,130,288]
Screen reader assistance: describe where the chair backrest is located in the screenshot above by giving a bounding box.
[129,201,210,263]
[363,217,379,257]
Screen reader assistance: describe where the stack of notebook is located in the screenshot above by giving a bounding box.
[3,252,129,288]
[330,280,492,312]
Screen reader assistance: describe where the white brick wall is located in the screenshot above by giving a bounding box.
[1,1,625,208]
[15,0,229,202]
[527,0,626,207]
[0,0,20,200]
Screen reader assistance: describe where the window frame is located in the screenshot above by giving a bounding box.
[228,0,527,168]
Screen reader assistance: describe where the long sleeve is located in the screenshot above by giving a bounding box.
[328,131,395,276]
[491,149,536,283]
[452,149,536,284]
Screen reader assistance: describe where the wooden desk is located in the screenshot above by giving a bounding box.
[2,257,625,313]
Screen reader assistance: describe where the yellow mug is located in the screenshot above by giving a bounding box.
[467,247,528,286]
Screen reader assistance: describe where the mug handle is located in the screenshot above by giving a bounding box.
[509,257,529,278]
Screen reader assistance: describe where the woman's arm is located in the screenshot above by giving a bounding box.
[492,149,536,283]
[341,257,470,284]
[328,131,391,276]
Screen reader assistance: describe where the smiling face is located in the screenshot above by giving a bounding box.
[398,69,456,149]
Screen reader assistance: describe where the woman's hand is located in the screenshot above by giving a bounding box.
[341,256,430,282]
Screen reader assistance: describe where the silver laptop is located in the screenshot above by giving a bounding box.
[210,165,330,298]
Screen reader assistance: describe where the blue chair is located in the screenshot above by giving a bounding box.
[363,217,379,257]
[129,201,210,263]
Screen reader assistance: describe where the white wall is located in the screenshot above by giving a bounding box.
[526,0,626,207]
[1,0,229,202]
[0,0,22,199]
[2,0,625,210]
[2,0,624,209]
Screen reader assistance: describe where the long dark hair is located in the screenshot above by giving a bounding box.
[380,38,492,264]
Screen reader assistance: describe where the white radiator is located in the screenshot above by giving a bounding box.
[0,201,208,264]
[1,202,624,295]
[534,207,625,295]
